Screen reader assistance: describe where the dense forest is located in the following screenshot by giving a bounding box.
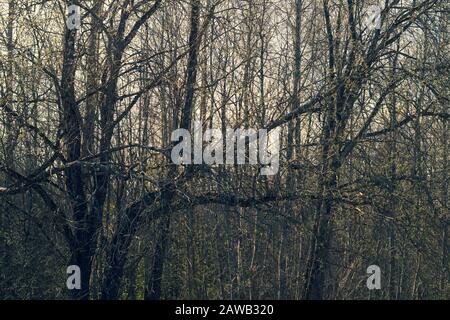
[0,0,448,300]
